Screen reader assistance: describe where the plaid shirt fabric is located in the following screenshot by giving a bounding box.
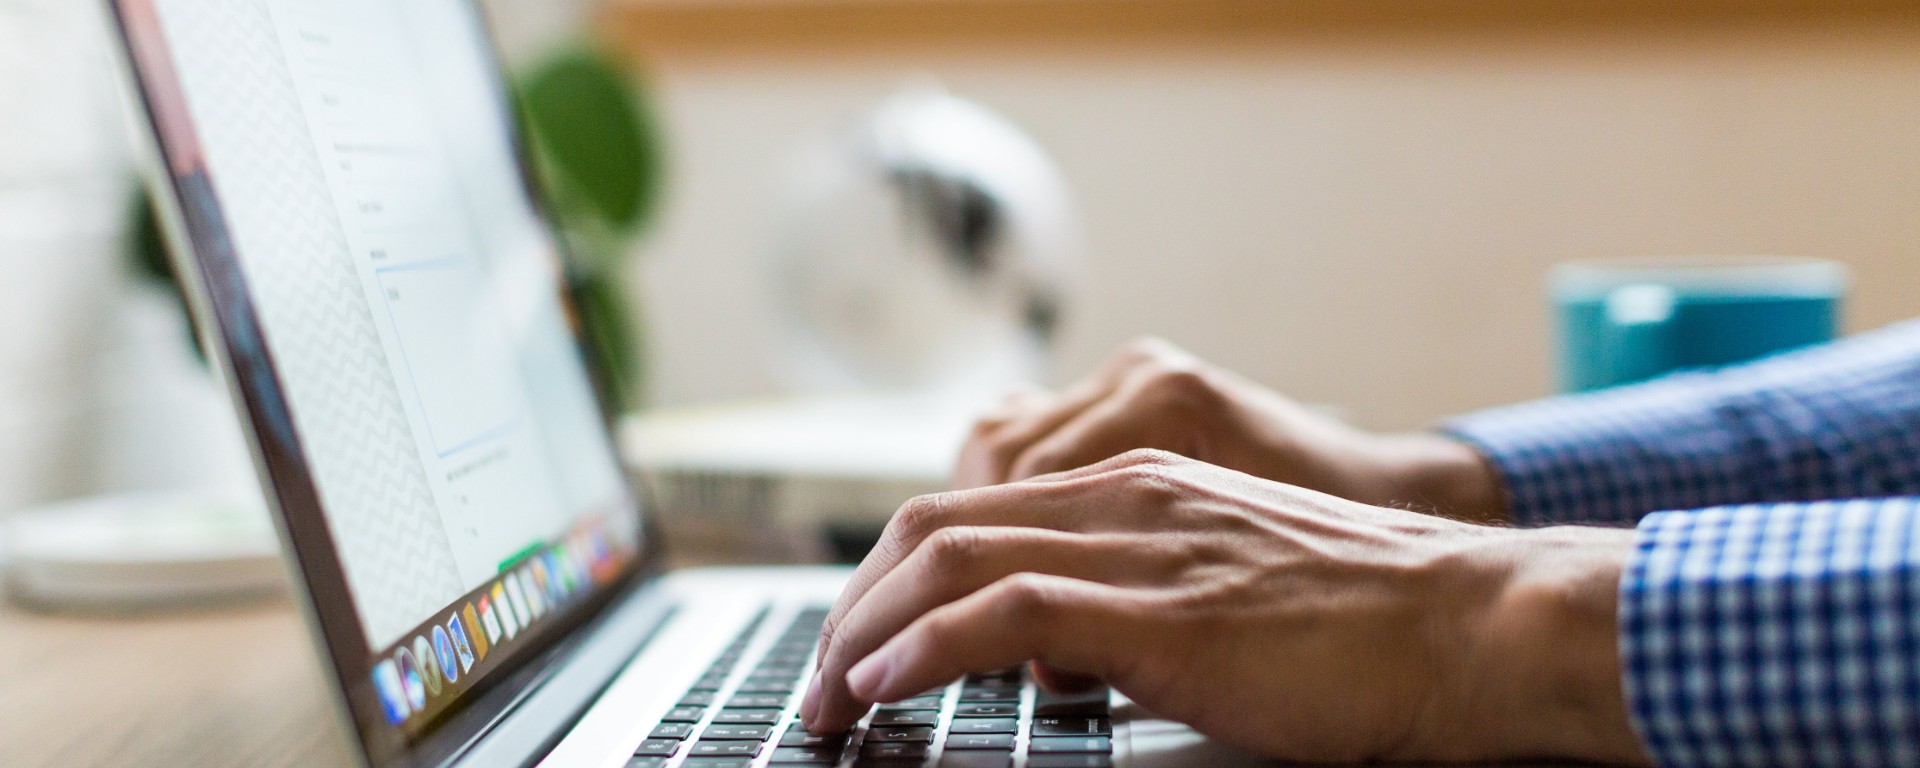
[1446,320,1920,767]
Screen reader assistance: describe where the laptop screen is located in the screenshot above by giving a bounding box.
[111,0,647,752]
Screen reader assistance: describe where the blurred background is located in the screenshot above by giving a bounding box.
[2,1,1917,765]
[4,0,1920,560]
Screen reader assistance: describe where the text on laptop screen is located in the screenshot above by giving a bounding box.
[117,0,644,734]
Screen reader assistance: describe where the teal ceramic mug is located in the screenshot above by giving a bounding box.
[1551,256,1846,392]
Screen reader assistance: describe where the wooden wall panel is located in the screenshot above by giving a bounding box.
[602,0,1920,57]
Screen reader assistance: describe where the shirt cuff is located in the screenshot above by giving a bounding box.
[1619,499,1920,767]
[1440,372,1751,527]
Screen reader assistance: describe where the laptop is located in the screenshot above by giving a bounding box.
[103,2,1265,766]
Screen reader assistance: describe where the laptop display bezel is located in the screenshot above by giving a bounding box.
[101,2,670,766]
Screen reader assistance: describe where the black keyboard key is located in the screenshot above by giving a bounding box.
[940,751,1014,768]
[780,727,851,747]
[710,709,782,725]
[626,758,667,768]
[769,745,843,764]
[735,678,796,693]
[953,703,1018,718]
[944,733,1015,750]
[868,710,938,727]
[701,723,772,740]
[706,721,771,741]
[1032,716,1111,736]
[1027,756,1114,768]
[648,722,695,740]
[859,741,930,759]
[683,758,755,768]
[677,692,717,708]
[632,739,681,757]
[863,725,934,743]
[948,718,1016,735]
[690,740,761,757]
[957,687,1018,703]
[660,706,705,723]
[876,695,943,712]
[688,674,730,692]
[727,693,788,709]
[1029,736,1112,754]
[1034,688,1109,716]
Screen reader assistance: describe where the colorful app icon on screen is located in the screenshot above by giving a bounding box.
[549,554,567,602]
[413,635,442,696]
[433,626,460,685]
[523,569,546,618]
[557,547,581,593]
[463,603,489,660]
[395,645,427,713]
[592,532,611,576]
[491,583,517,639]
[373,659,409,725]
[532,557,553,603]
[447,614,476,673]
[478,594,502,645]
[504,576,530,629]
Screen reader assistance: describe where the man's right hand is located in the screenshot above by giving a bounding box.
[955,338,1509,523]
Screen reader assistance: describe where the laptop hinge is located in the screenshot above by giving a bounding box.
[431,579,679,768]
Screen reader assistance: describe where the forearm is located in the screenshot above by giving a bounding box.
[1443,318,1920,526]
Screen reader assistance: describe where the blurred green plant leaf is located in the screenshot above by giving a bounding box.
[129,187,174,284]
[518,45,663,251]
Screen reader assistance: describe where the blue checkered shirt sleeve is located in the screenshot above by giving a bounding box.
[1621,499,1920,767]
[1439,321,1920,765]
[1442,319,1920,527]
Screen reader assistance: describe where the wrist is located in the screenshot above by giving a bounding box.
[1363,433,1510,524]
[1456,527,1649,764]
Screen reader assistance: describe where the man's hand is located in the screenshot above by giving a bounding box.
[956,338,1508,523]
[801,450,1649,764]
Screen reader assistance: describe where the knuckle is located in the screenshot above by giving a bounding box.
[1110,460,1189,503]
[1009,448,1066,478]
[920,526,985,569]
[968,414,1010,436]
[1116,448,1185,471]
[816,613,841,653]
[994,572,1061,619]
[1118,335,1180,364]
[978,441,1025,475]
[1142,365,1219,407]
[892,492,956,538]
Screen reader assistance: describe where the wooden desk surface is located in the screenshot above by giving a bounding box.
[0,533,783,768]
[0,596,355,768]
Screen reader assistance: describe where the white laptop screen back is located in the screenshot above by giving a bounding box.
[111,0,648,755]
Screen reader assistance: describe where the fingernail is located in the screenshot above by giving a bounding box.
[799,670,823,723]
[846,648,895,700]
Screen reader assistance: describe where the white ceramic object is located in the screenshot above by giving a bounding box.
[774,85,1082,395]
[3,488,284,610]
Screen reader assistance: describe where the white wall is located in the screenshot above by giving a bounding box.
[0,0,134,512]
[627,16,1920,430]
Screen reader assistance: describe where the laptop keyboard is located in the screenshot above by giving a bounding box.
[627,606,1114,768]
